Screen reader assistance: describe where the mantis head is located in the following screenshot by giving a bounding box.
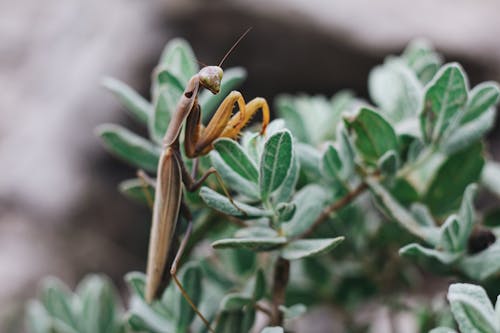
[199,66,223,94]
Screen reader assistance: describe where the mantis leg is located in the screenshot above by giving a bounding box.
[170,221,215,333]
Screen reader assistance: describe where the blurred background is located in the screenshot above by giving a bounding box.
[2,0,500,332]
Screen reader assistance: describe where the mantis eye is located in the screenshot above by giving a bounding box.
[199,66,223,94]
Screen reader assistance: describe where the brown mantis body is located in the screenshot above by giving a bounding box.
[144,64,270,329]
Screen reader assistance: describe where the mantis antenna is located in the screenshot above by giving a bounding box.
[218,27,253,67]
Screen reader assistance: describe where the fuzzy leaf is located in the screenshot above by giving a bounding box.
[368,59,422,123]
[260,130,293,200]
[482,161,500,199]
[119,178,154,206]
[461,82,500,124]
[403,39,442,84]
[158,38,198,86]
[199,187,273,219]
[399,243,461,265]
[280,237,344,260]
[345,107,398,165]
[214,138,259,182]
[261,327,284,333]
[215,311,244,333]
[282,185,330,237]
[150,84,181,143]
[210,151,260,200]
[220,293,253,311]
[253,269,266,300]
[378,150,399,177]
[40,278,76,328]
[448,283,499,333]
[272,153,299,204]
[26,301,52,333]
[420,63,468,142]
[102,77,152,124]
[423,144,483,216]
[212,237,287,251]
[459,241,500,281]
[279,304,307,320]
[176,264,202,332]
[75,275,119,333]
[441,108,495,154]
[97,124,160,172]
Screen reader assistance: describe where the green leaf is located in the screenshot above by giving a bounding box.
[214,138,259,182]
[378,150,399,177]
[279,304,307,320]
[125,272,147,301]
[441,108,495,154]
[119,178,154,205]
[75,275,119,333]
[282,185,330,237]
[367,179,434,241]
[128,295,173,333]
[40,278,76,328]
[253,269,266,300]
[368,59,422,123]
[97,124,160,173]
[337,125,356,181]
[420,63,468,142]
[276,202,296,222]
[176,264,202,333]
[399,243,461,265]
[260,130,293,200]
[429,328,458,333]
[150,85,181,144]
[220,293,253,311]
[212,237,287,251]
[199,187,273,219]
[423,143,483,216]
[215,311,244,333]
[461,82,500,124]
[102,77,152,124]
[295,143,322,179]
[210,151,260,200]
[235,226,279,239]
[321,144,344,183]
[241,308,256,333]
[158,38,198,86]
[280,237,344,260]
[26,301,52,333]
[448,283,499,333]
[261,327,284,333]
[459,241,500,281]
[482,161,500,199]
[402,39,442,84]
[273,153,299,204]
[345,107,398,165]
[439,216,463,253]
[200,67,247,122]
[276,96,308,143]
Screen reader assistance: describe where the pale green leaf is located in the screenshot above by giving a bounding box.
[448,283,499,333]
[102,77,152,124]
[345,107,399,165]
[97,124,160,173]
[199,187,273,219]
[260,130,293,200]
[214,138,258,182]
[280,237,344,260]
[212,237,287,251]
[420,63,468,142]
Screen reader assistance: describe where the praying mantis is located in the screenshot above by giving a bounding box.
[142,32,270,331]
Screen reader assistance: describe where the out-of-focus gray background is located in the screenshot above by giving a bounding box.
[2,0,500,332]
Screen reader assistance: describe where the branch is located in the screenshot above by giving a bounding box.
[270,257,290,326]
[299,182,368,239]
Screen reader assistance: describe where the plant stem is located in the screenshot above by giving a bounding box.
[270,257,290,326]
[299,182,368,239]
